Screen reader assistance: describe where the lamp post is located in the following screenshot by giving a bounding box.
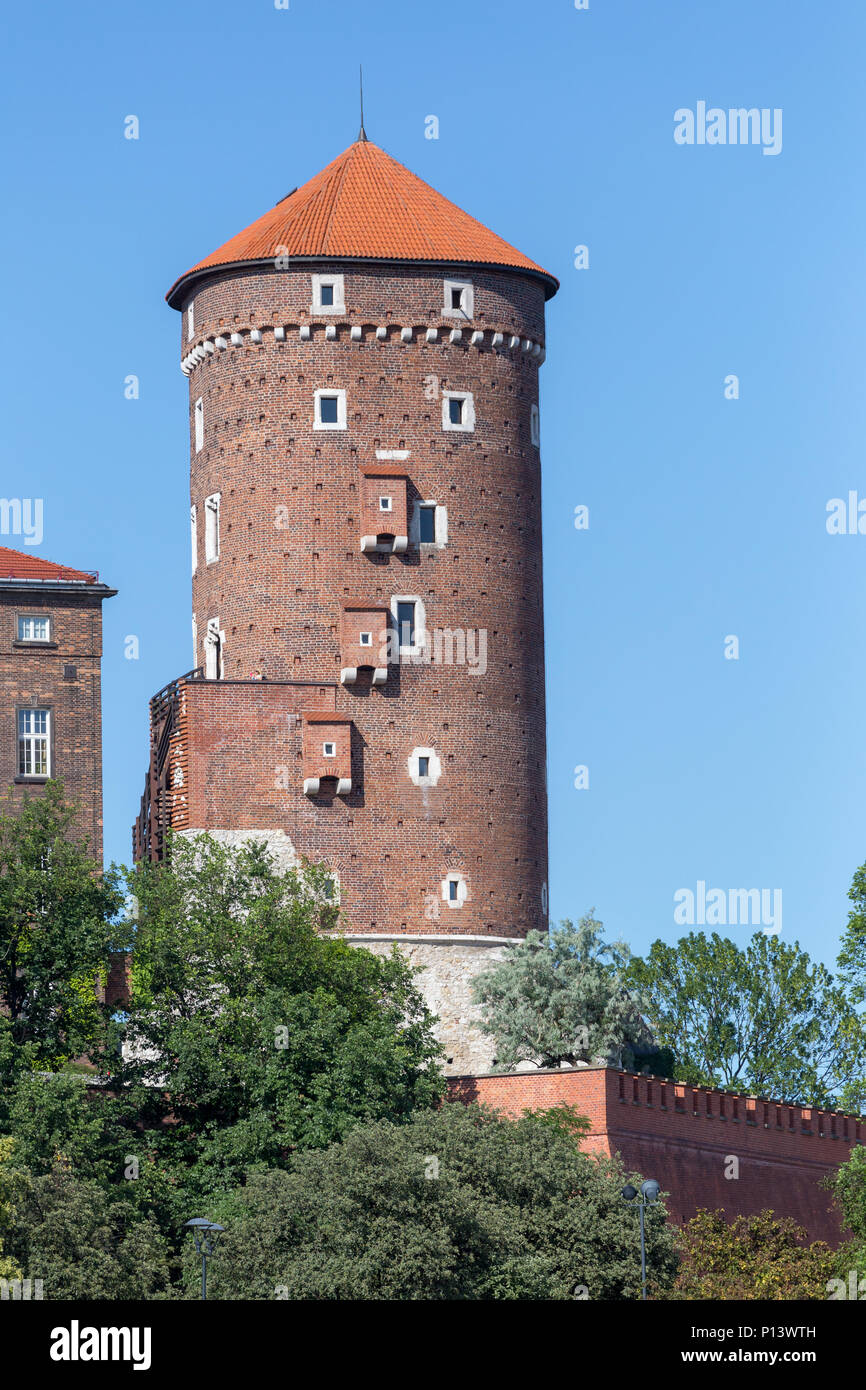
[621,1179,661,1300]
[184,1218,225,1300]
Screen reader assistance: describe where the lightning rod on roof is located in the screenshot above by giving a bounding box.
[358,64,368,142]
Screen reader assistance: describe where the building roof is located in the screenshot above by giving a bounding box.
[166,138,558,307]
[0,545,99,584]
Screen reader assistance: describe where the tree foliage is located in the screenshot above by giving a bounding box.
[205,1103,679,1301]
[116,833,445,1200]
[472,913,655,1071]
[668,1209,835,1301]
[627,931,865,1107]
[0,782,124,1077]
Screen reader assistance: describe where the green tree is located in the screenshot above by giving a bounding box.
[117,833,444,1200]
[0,781,124,1079]
[838,863,866,1006]
[3,1166,170,1300]
[627,931,865,1107]
[472,913,654,1071]
[668,1209,835,1301]
[205,1102,679,1300]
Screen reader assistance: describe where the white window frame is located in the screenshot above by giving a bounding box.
[205,617,224,680]
[390,595,426,658]
[442,390,475,433]
[412,500,448,549]
[379,495,393,512]
[443,279,474,318]
[314,388,347,431]
[408,745,441,787]
[311,274,345,314]
[17,615,51,642]
[322,741,336,758]
[190,505,198,575]
[441,872,467,908]
[359,631,373,647]
[530,403,540,448]
[194,397,204,453]
[187,301,195,341]
[204,493,221,564]
[18,707,50,778]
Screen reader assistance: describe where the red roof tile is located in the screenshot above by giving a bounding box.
[167,138,558,305]
[0,546,97,583]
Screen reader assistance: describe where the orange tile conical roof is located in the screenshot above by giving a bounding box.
[166,138,558,306]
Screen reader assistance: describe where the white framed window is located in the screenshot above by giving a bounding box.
[194,397,204,453]
[187,302,195,341]
[17,616,50,642]
[390,595,426,657]
[379,495,393,512]
[314,388,347,431]
[359,631,372,647]
[205,617,223,680]
[205,493,221,564]
[442,390,475,432]
[530,403,540,447]
[18,707,50,778]
[311,274,345,314]
[413,500,448,549]
[408,746,441,787]
[443,279,474,318]
[190,505,198,575]
[323,741,336,758]
[441,872,467,908]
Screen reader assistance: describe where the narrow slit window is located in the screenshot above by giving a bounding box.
[419,506,436,543]
[418,756,430,778]
[396,601,416,649]
[194,397,204,453]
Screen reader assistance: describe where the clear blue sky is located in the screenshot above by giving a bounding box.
[3,0,864,972]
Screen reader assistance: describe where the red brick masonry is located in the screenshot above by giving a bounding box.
[447,1068,865,1245]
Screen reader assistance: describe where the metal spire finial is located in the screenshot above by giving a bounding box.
[358,65,368,142]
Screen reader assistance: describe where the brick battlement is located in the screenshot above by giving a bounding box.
[447,1068,864,1244]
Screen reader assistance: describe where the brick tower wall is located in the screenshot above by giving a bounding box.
[170,260,551,1071]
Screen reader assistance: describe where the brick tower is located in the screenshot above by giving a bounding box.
[134,133,558,1071]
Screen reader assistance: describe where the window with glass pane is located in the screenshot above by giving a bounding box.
[419,507,436,543]
[319,395,339,424]
[320,282,334,305]
[18,708,50,777]
[396,601,416,647]
[448,397,464,425]
[18,616,50,641]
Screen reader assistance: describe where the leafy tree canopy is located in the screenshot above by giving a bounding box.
[668,1209,835,1301]
[471,913,655,1071]
[116,833,445,1200]
[627,930,865,1108]
[0,781,124,1078]
[205,1102,679,1301]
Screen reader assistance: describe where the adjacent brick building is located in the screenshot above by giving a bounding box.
[0,546,115,857]
[448,1068,864,1245]
[134,133,558,1071]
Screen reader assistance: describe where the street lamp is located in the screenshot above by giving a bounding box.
[184,1218,225,1300]
[621,1179,661,1301]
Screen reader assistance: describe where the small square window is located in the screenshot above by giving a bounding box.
[323,742,336,758]
[444,279,474,318]
[320,283,335,306]
[418,756,430,778]
[449,398,464,425]
[311,273,345,313]
[319,395,339,424]
[419,506,436,543]
[379,495,393,512]
[359,631,372,647]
